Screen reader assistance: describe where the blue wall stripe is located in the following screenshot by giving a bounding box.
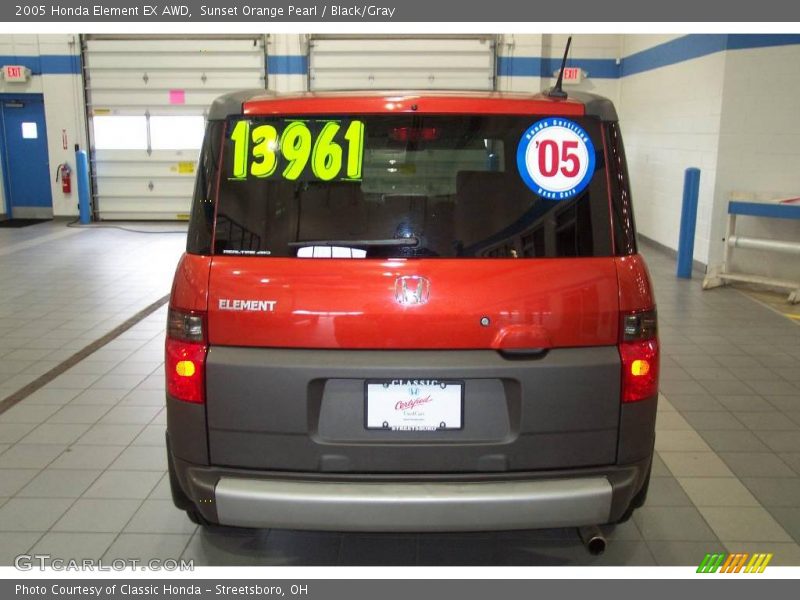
[620,34,727,77]
[539,57,620,79]
[496,56,540,77]
[267,55,307,75]
[497,56,620,79]
[0,55,41,74]
[0,54,80,75]
[500,34,800,80]
[39,55,81,74]
[2,35,800,81]
[726,34,800,51]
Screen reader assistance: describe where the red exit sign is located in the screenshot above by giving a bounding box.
[553,67,584,85]
[3,65,30,83]
[562,67,583,84]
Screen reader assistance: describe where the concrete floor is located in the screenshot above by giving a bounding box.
[0,221,799,566]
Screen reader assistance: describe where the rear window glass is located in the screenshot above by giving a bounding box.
[212,114,612,258]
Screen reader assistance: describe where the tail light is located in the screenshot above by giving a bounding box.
[166,308,207,403]
[619,309,659,403]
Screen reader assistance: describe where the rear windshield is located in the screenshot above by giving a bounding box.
[209,114,612,258]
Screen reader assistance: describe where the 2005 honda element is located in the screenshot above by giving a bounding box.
[165,89,659,536]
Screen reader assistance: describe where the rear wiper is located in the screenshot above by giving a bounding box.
[288,238,419,248]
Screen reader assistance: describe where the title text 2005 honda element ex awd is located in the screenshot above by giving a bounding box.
[165,87,659,541]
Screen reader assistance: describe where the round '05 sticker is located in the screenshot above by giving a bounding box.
[516,118,596,200]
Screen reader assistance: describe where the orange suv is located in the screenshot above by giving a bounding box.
[165,90,658,540]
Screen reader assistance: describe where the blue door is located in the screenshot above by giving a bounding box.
[0,94,53,218]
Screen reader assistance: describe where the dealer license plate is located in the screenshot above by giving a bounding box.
[365,379,464,431]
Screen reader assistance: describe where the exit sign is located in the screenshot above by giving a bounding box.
[3,65,30,83]
[554,67,584,85]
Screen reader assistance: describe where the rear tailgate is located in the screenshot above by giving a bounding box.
[204,257,622,473]
[200,108,624,473]
[207,257,618,349]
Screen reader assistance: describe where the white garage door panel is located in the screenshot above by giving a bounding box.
[316,72,495,91]
[93,149,200,163]
[84,36,265,220]
[97,198,194,220]
[86,54,265,71]
[312,54,492,70]
[310,39,492,53]
[95,178,195,197]
[86,39,260,53]
[94,162,199,179]
[310,37,495,92]
[90,90,231,108]
[84,39,262,69]
[88,74,263,91]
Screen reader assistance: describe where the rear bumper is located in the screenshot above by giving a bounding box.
[168,448,651,531]
[201,347,628,473]
[166,346,657,530]
[214,476,612,531]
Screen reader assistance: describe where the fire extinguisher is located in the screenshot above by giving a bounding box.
[56,163,72,194]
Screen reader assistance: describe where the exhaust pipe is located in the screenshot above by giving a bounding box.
[578,525,607,555]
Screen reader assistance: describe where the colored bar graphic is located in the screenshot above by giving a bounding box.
[698,552,773,573]
[733,553,749,573]
[745,554,760,573]
[745,553,774,573]
[697,553,712,573]
[759,554,774,573]
[697,553,726,573]
[710,553,726,573]
[720,554,735,572]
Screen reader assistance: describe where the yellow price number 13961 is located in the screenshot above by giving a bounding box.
[230,119,365,182]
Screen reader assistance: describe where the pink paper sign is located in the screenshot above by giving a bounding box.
[169,89,186,105]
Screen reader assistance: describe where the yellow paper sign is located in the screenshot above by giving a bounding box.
[229,118,365,182]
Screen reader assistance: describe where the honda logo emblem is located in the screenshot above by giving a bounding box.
[395,276,431,305]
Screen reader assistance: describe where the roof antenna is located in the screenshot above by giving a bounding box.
[547,35,572,99]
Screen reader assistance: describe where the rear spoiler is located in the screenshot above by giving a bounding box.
[206,89,619,122]
[565,91,618,121]
[208,89,277,120]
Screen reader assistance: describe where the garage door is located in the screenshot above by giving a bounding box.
[83,36,265,220]
[309,37,496,91]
